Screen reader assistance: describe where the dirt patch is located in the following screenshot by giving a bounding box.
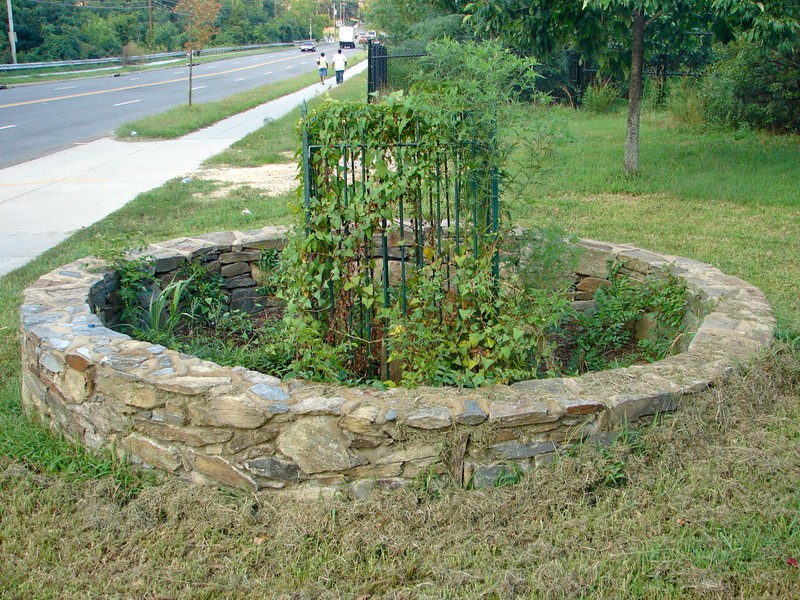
[190,163,299,198]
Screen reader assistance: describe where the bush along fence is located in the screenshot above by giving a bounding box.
[19,227,775,497]
[368,33,715,106]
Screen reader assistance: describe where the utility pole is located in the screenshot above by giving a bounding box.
[148,0,154,47]
[6,0,17,64]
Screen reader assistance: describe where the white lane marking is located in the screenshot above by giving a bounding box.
[234,61,240,65]
[0,124,17,130]
[207,65,216,69]
[192,86,206,90]
[235,77,246,82]
[54,85,77,91]
[264,71,273,75]
[129,77,141,81]
[286,66,293,69]
[113,99,142,107]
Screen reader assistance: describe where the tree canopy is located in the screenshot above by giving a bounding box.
[1,0,353,63]
[463,0,798,173]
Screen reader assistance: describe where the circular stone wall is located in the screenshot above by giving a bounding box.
[19,227,775,498]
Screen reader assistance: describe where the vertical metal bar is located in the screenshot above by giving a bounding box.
[399,199,407,315]
[301,101,311,231]
[381,214,390,381]
[471,138,479,260]
[491,163,500,283]
[454,151,461,258]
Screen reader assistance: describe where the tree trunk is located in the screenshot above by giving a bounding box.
[624,11,646,175]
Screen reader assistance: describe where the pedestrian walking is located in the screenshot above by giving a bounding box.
[333,49,347,85]
[317,52,328,84]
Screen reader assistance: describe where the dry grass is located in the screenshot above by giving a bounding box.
[2,345,798,599]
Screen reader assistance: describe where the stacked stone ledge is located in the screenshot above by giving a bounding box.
[19,228,776,498]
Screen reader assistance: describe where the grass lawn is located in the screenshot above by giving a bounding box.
[1,84,799,598]
[113,51,366,140]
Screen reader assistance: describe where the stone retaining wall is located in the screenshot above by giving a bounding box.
[20,227,775,498]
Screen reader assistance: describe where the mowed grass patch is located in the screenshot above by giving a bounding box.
[1,100,799,597]
[1,346,798,598]
[114,53,365,140]
[205,71,369,167]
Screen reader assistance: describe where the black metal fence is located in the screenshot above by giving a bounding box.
[300,101,500,380]
[368,33,715,106]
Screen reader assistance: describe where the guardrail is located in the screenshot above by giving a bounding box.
[0,44,293,72]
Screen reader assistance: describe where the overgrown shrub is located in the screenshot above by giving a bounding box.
[568,264,689,373]
[582,79,622,114]
[701,42,800,133]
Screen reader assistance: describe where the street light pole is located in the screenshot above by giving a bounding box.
[5,0,17,64]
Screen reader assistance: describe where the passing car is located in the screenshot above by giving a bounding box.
[299,40,316,52]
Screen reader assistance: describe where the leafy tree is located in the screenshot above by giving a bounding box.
[174,0,222,53]
[712,0,800,51]
[466,0,797,174]
[365,0,472,41]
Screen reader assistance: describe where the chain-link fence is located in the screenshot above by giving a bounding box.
[368,33,715,106]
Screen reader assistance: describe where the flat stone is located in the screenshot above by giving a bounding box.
[62,368,91,403]
[371,444,439,466]
[244,457,300,480]
[190,453,257,491]
[229,287,263,314]
[150,407,185,426]
[249,384,290,402]
[406,407,452,430]
[40,351,65,374]
[575,242,613,278]
[123,434,181,472]
[155,376,232,395]
[65,349,93,371]
[291,396,346,416]
[95,372,161,409]
[277,417,352,474]
[135,420,233,446]
[471,464,510,489]
[187,395,269,429]
[350,435,387,449]
[193,230,237,248]
[490,441,557,459]
[165,237,217,257]
[240,227,288,249]
[510,378,569,395]
[610,391,679,423]
[619,249,670,275]
[490,398,562,427]
[223,274,257,289]
[562,398,606,416]
[456,400,488,425]
[576,277,611,294]
[220,251,260,264]
[345,463,403,479]
[227,426,281,454]
[339,405,381,435]
[149,252,186,274]
[221,262,251,278]
[102,355,148,371]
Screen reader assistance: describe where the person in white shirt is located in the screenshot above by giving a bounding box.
[333,49,347,85]
[317,52,328,84]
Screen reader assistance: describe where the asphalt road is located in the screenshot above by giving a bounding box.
[0,45,334,169]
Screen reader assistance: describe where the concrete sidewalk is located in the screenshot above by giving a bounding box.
[0,62,367,277]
